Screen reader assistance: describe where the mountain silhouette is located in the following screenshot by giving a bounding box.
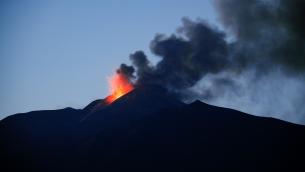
[1,86,305,171]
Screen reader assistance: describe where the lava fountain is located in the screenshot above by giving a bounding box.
[105,72,134,104]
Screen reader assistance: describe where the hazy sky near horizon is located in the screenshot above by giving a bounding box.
[0,0,218,118]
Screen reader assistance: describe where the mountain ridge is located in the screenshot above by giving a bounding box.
[1,86,305,171]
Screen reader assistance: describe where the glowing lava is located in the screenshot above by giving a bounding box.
[105,73,134,104]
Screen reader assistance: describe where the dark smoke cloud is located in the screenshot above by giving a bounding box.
[116,63,135,79]
[126,18,230,91]
[116,0,305,123]
[117,0,305,92]
[214,0,305,72]
[129,50,152,83]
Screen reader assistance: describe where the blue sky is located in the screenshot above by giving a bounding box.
[0,0,217,118]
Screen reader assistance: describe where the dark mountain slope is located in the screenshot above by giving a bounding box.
[0,108,83,171]
[1,87,304,171]
[80,100,305,171]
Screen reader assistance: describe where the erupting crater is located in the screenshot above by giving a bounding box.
[105,72,134,104]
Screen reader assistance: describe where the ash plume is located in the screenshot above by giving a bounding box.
[214,0,305,72]
[116,63,135,80]
[125,18,230,91]
[115,0,305,124]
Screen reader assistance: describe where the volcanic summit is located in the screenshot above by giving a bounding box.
[0,85,305,171]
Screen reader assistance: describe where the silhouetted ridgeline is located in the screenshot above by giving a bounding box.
[1,86,305,171]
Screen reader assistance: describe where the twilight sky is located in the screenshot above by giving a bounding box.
[0,0,217,118]
[1,0,305,125]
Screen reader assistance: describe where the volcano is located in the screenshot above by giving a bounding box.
[1,86,305,171]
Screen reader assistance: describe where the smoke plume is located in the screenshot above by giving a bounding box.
[115,0,305,124]
[122,18,231,92]
[214,0,305,73]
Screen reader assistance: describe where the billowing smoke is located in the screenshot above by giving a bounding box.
[122,18,231,92]
[214,0,305,73]
[115,0,305,124]
[116,63,135,79]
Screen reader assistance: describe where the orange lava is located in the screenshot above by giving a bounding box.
[105,73,134,104]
